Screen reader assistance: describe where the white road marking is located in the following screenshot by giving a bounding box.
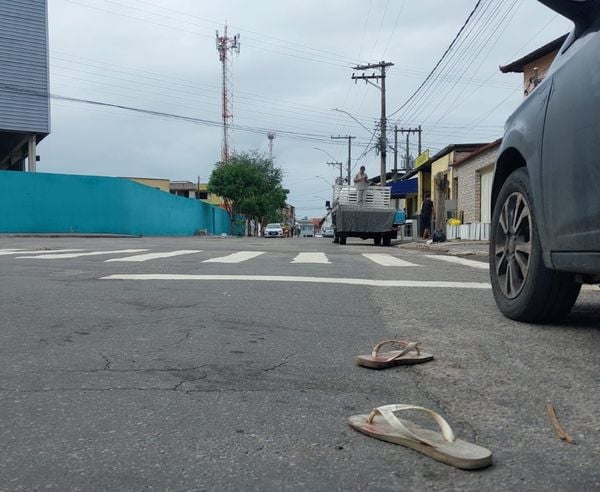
[202,251,265,263]
[105,250,202,262]
[362,253,420,267]
[0,249,83,256]
[17,249,148,259]
[582,284,599,292]
[425,254,489,270]
[101,274,491,289]
[291,252,330,264]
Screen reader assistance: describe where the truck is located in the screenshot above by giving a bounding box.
[329,184,398,246]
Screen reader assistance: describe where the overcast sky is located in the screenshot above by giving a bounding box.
[40,0,571,217]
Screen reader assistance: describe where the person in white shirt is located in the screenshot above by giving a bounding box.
[354,166,368,203]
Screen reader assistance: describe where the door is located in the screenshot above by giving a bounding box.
[479,167,493,223]
[542,25,600,251]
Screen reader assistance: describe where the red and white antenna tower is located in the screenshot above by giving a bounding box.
[216,25,240,164]
[267,132,275,160]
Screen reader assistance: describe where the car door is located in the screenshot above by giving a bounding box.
[541,22,600,252]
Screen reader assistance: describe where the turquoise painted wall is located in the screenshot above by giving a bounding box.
[0,171,231,236]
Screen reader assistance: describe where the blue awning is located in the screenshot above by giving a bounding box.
[387,179,418,197]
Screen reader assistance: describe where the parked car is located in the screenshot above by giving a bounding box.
[263,223,283,238]
[490,0,600,323]
[322,226,335,238]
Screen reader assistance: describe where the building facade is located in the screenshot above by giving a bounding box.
[450,140,501,240]
[500,34,567,97]
[0,0,50,172]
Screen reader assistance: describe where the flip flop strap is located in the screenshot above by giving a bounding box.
[371,340,421,359]
[367,404,456,447]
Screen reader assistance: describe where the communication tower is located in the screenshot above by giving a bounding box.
[215,25,240,164]
[267,132,276,160]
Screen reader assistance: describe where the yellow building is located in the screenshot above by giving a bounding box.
[400,144,486,224]
[169,181,224,207]
[126,177,170,192]
[125,178,225,207]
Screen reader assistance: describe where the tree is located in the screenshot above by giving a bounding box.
[208,152,288,236]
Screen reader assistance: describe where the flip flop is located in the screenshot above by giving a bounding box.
[347,404,493,470]
[356,340,433,369]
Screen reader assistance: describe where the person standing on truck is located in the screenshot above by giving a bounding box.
[420,193,434,240]
[354,166,368,204]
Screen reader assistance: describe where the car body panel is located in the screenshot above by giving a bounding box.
[494,5,600,275]
[494,80,553,262]
[541,19,600,252]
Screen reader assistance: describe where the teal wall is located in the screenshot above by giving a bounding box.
[0,171,231,236]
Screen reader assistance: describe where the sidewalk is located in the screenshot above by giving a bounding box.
[395,239,489,259]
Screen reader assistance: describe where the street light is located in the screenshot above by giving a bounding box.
[332,108,373,134]
[312,146,338,162]
[313,147,344,183]
[314,175,334,188]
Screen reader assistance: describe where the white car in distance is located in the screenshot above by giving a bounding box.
[263,223,284,238]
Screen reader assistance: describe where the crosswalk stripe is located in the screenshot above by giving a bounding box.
[202,251,265,263]
[105,250,202,262]
[362,253,420,267]
[17,249,148,259]
[0,249,83,256]
[291,252,330,264]
[425,254,489,269]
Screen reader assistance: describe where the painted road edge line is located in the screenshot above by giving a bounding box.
[101,274,491,289]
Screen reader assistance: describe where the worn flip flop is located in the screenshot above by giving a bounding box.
[356,340,433,369]
[347,404,493,470]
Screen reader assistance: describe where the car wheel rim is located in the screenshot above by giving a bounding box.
[494,191,532,299]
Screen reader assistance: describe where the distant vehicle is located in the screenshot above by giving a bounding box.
[322,226,335,238]
[263,223,283,238]
[330,185,398,246]
[299,222,314,237]
[490,0,600,322]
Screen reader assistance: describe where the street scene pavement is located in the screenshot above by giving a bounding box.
[1,236,599,491]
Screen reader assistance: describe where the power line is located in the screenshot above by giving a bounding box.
[388,0,484,119]
[0,82,373,146]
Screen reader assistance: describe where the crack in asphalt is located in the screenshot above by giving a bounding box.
[173,331,191,345]
[172,374,208,391]
[49,365,209,374]
[260,353,296,373]
[99,353,112,370]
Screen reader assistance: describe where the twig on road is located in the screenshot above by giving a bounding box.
[546,402,575,444]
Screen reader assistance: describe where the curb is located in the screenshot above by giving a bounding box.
[396,240,489,258]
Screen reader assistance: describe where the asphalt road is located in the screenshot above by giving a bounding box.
[0,236,599,491]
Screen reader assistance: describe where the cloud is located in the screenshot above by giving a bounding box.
[40,0,572,217]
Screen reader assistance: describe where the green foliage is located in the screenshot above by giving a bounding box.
[208,151,289,235]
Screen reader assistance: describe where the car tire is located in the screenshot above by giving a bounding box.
[339,234,347,245]
[382,235,391,247]
[333,232,339,244]
[373,235,382,246]
[489,168,581,323]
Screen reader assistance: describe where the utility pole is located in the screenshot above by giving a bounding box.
[352,61,394,186]
[327,161,344,184]
[393,125,398,181]
[399,127,423,170]
[331,135,355,184]
[215,25,240,164]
